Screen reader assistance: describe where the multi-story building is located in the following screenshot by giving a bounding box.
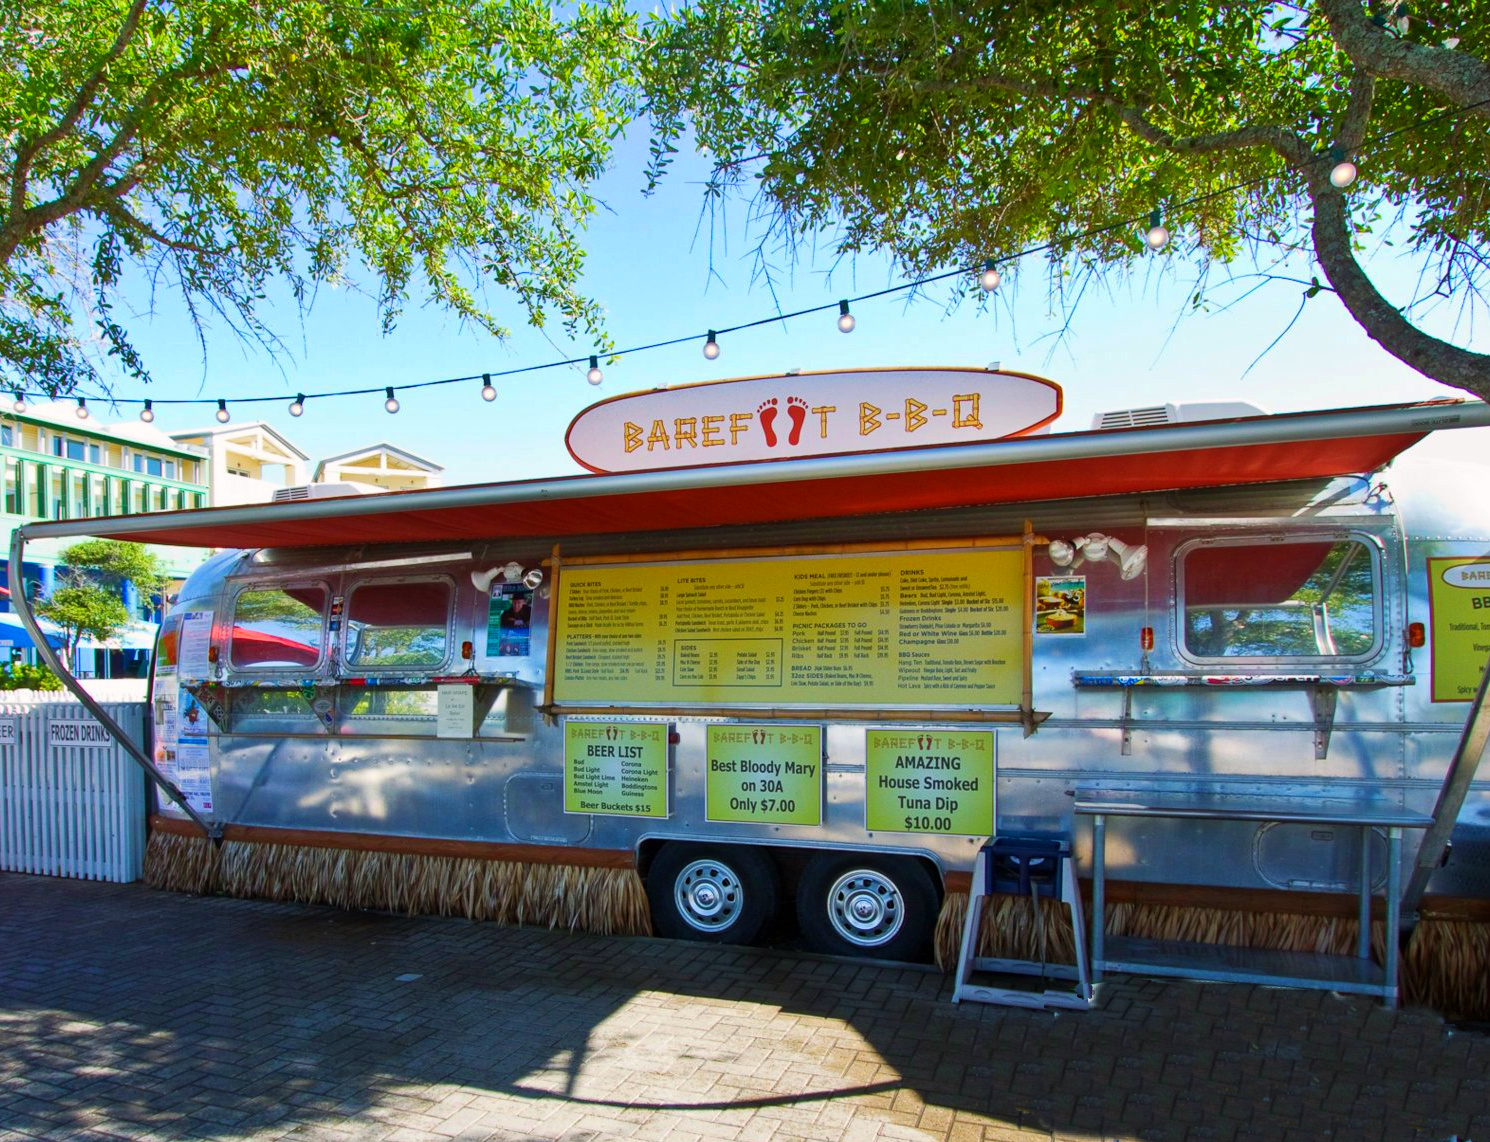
[313,443,443,493]
[1,402,211,675]
[168,422,310,505]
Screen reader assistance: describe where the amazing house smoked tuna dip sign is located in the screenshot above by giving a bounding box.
[565,367,1062,473]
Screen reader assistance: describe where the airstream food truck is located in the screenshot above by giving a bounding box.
[12,369,1490,1014]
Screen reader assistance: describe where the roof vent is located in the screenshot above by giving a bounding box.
[1092,400,1268,430]
[271,482,371,502]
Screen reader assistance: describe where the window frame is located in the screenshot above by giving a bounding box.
[1174,531,1386,668]
[339,574,456,674]
[225,579,333,675]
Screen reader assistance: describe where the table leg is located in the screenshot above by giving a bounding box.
[1091,813,1106,981]
[1357,824,1372,961]
[1384,826,1402,1008]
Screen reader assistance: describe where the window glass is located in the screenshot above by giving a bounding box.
[345,580,451,668]
[232,689,315,719]
[1181,539,1378,659]
[345,690,440,718]
[229,585,327,669]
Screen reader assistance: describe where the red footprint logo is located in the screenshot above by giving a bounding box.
[757,399,779,446]
[786,396,808,445]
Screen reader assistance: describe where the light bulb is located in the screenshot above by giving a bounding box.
[522,568,544,589]
[703,331,720,360]
[215,399,230,423]
[480,374,496,401]
[586,355,603,385]
[288,394,305,417]
[12,391,25,414]
[837,300,855,333]
[76,397,89,420]
[979,262,1001,291]
[1329,159,1357,188]
[140,400,154,424]
[384,387,400,414]
[1145,210,1169,250]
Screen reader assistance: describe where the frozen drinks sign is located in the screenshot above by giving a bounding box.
[565,368,1062,473]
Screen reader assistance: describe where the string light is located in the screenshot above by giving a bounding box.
[836,300,856,333]
[586,356,603,385]
[12,390,25,414]
[33,97,1479,422]
[75,397,88,420]
[1145,209,1170,250]
[383,387,400,414]
[1328,146,1358,188]
[139,400,154,424]
[215,399,230,423]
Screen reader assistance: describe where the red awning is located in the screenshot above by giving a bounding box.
[13,398,1487,552]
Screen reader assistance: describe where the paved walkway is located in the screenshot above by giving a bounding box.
[0,872,1484,1142]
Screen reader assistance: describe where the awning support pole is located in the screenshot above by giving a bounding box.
[1400,646,1490,925]
[8,525,218,842]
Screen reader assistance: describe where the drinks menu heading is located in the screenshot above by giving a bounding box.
[553,549,1024,707]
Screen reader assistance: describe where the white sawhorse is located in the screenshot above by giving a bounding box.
[952,835,1093,1010]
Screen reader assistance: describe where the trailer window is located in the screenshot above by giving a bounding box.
[1179,537,1380,661]
[229,585,327,669]
[344,580,452,668]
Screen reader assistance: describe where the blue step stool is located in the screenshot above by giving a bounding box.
[952,834,1093,1009]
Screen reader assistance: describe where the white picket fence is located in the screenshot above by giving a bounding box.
[0,693,148,882]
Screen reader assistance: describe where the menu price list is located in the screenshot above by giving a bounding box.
[554,550,1023,706]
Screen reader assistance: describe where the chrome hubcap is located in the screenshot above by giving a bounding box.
[827,870,903,947]
[674,859,742,933]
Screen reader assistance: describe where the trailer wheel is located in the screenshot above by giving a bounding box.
[796,854,937,961]
[646,844,779,944]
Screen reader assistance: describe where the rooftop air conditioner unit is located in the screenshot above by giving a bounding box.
[271,482,373,502]
[1091,400,1268,430]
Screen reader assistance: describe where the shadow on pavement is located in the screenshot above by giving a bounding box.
[0,872,1485,1142]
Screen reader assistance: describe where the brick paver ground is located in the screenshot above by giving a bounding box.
[0,872,1484,1142]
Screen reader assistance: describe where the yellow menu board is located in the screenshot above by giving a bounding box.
[563,720,670,817]
[1429,556,1490,702]
[553,548,1024,708]
[706,724,822,825]
[865,729,994,835]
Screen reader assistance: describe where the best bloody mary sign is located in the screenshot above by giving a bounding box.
[565,368,1061,473]
[706,724,823,825]
[1428,556,1490,702]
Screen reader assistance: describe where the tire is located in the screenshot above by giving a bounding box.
[796,853,938,962]
[646,843,780,944]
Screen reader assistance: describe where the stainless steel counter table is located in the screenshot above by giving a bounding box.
[1074,789,1434,1007]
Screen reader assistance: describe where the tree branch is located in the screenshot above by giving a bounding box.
[1319,0,1490,119]
[1308,169,1490,399]
[7,0,149,227]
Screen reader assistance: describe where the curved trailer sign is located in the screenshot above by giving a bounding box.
[565,367,1062,473]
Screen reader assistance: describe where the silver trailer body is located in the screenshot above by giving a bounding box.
[11,393,1490,958]
[151,455,1488,900]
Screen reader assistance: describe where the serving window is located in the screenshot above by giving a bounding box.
[1177,535,1382,662]
[228,583,329,670]
[343,578,453,670]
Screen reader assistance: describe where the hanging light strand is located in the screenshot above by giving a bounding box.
[13,95,1487,418]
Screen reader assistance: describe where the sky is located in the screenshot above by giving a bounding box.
[91,135,1490,486]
